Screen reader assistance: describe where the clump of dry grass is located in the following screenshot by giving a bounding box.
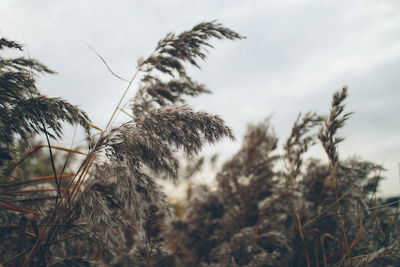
[1,22,398,267]
[169,87,400,266]
[0,22,242,266]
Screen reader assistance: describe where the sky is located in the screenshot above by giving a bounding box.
[1,0,399,195]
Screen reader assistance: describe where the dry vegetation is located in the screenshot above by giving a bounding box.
[0,22,399,266]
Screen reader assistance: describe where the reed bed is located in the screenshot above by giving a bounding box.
[1,22,398,266]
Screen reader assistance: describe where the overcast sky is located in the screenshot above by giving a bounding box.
[1,0,399,195]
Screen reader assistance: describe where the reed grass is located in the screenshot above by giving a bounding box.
[0,21,242,266]
[168,88,400,266]
[1,22,398,267]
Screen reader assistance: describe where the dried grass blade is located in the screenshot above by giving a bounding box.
[7,188,68,194]
[90,123,103,132]
[6,145,85,179]
[0,174,74,188]
[16,195,67,202]
[0,202,41,216]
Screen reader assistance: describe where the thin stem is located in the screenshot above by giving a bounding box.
[105,67,141,130]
